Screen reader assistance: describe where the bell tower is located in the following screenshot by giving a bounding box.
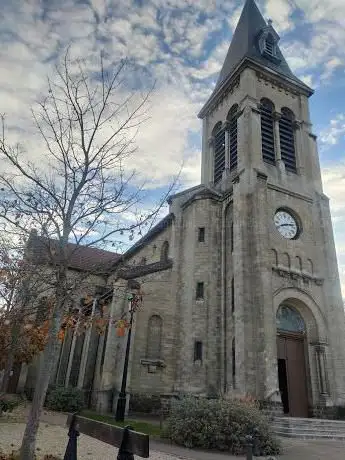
[198,0,345,415]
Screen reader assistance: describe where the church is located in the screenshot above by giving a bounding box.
[20,0,345,418]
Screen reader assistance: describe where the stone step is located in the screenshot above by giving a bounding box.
[273,430,345,441]
[271,416,345,440]
[273,421,345,430]
[274,416,345,425]
[272,425,345,434]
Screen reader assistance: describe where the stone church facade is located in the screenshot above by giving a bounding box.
[20,0,345,418]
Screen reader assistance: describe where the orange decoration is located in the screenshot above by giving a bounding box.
[116,327,125,337]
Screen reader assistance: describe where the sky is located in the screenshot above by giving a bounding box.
[1,0,345,294]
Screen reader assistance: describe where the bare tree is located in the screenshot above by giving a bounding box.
[0,51,175,460]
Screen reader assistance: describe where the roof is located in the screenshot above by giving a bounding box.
[26,230,120,274]
[199,0,313,118]
[117,213,174,262]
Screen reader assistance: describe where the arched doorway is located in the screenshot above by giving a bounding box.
[276,304,309,417]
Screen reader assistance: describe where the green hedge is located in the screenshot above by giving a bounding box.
[0,394,21,415]
[45,386,84,413]
[129,393,161,415]
[162,396,281,456]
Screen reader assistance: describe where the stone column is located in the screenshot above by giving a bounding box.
[224,121,230,168]
[292,120,302,173]
[77,298,97,389]
[208,136,215,183]
[241,99,261,170]
[315,344,329,396]
[273,112,284,171]
[65,321,79,388]
[97,279,128,413]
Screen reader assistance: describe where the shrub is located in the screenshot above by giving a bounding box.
[162,396,281,456]
[45,386,84,413]
[0,394,21,415]
[129,393,161,415]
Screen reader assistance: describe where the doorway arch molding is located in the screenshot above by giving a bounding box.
[273,287,328,343]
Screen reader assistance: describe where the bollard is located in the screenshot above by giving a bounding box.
[252,427,259,456]
[245,434,253,460]
[117,425,134,460]
[64,413,80,460]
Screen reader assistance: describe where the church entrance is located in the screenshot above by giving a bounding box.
[276,305,309,418]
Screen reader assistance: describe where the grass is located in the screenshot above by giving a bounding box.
[80,410,162,438]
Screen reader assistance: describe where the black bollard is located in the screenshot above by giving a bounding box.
[64,413,80,460]
[117,425,134,460]
[245,434,253,460]
[252,427,259,456]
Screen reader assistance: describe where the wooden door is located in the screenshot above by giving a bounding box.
[277,334,309,417]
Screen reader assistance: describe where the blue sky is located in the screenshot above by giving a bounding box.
[1,0,345,293]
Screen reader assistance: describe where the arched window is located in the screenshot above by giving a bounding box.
[160,241,169,261]
[147,315,163,360]
[260,98,275,165]
[279,108,296,172]
[276,305,306,333]
[213,121,225,184]
[227,104,238,172]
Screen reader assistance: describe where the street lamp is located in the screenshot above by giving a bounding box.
[115,291,142,422]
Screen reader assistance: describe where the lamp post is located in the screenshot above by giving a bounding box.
[115,292,141,422]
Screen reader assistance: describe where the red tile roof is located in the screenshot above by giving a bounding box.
[26,230,120,274]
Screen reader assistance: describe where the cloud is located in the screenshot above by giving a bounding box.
[1,0,345,295]
[322,164,345,295]
[320,114,345,146]
[263,0,294,32]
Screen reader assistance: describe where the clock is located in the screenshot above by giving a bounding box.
[274,209,299,240]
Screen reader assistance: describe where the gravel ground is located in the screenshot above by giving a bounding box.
[0,421,191,460]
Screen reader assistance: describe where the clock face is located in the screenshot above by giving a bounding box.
[274,210,299,239]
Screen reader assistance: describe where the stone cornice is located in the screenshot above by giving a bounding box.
[267,183,313,203]
[272,265,324,286]
[117,259,173,280]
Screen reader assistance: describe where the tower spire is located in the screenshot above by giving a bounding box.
[199,0,312,118]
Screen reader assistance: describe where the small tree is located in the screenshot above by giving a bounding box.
[0,235,49,393]
[0,51,175,460]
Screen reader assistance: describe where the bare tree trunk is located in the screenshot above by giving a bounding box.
[1,322,20,393]
[1,353,14,393]
[19,306,62,460]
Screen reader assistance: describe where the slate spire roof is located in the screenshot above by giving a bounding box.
[199,0,312,117]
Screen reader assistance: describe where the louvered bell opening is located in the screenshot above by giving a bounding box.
[279,115,296,172]
[214,129,225,184]
[261,106,275,165]
[229,111,238,171]
[265,41,274,55]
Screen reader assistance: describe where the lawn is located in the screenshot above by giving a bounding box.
[81,409,162,438]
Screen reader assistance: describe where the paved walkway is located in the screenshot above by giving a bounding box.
[2,404,345,459]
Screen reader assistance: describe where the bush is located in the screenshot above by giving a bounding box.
[129,393,161,415]
[45,386,84,413]
[162,396,281,456]
[0,394,21,415]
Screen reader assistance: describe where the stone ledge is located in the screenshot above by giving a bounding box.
[272,266,323,286]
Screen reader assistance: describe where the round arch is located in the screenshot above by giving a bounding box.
[273,287,328,342]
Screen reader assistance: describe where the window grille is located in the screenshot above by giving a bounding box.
[261,99,275,165]
[279,108,297,172]
[228,105,238,171]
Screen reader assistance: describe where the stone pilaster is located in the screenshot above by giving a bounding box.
[77,298,97,389]
[273,112,284,172]
[96,279,128,412]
